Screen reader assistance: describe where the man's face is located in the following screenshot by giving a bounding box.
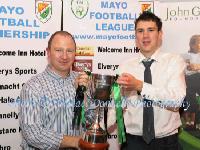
[135,20,162,57]
[47,34,75,77]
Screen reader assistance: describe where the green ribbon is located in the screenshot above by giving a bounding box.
[196,96,200,105]
[81,104,85,127]
[112,82,126,144]
[179,128,200,149]
[80,70,91,129]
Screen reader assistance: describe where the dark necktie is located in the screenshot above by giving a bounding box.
[142,59,155,144]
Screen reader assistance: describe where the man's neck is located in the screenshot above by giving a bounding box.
[49,66,70,78]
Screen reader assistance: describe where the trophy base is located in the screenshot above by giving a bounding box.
[79,139,109,150]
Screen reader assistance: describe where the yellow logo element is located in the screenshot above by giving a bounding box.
[76,46,94,56]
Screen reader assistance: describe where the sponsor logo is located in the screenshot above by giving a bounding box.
[71,0,89,19]
[72,59,92,72]
[76,46,94,56]
[164,5,200,21]
[140,1,154,13]
[35,0,52,23]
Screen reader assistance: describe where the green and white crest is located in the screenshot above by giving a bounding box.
[35,0,52,23]
[71,0,89,19]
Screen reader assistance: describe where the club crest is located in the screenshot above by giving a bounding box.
[71,0,89,19]
[140,1,154,13]
[35,0,52,23]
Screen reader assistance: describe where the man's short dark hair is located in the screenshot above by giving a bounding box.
[135,11,162,31]
[47,31,76,49]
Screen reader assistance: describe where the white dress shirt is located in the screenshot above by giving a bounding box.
[109,49,186,138]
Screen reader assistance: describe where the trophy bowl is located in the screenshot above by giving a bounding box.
[90,73,115,101]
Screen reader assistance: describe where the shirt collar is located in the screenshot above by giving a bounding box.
[45,65,71,80]
[138,48,161,63]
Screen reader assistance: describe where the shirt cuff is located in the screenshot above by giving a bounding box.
[141,82,152,100]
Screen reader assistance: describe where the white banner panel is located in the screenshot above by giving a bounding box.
[63,0,152,76]
[155,1,200,149]
[0,0,61,149]
[156,1,200,54]
[63,0,155,149]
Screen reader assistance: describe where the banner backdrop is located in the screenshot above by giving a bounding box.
[63,0,147,75]
[156,1,200,150]
[1,0,200,150]
[64,0,200,150]
[63,0,154,149]
[0,0,61,149]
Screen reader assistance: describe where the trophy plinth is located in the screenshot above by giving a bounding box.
[79,139,109,150]
[79,121,109,150]
[79,74,115,150]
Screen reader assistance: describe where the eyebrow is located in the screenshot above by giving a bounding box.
[136,27,158,31]
[53,47,75,51]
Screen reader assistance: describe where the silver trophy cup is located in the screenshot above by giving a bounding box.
[82,73,115,144]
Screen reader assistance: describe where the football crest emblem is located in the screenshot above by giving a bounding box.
[35,0,52,23]
[140,1,154,13]
[71,0,89,19]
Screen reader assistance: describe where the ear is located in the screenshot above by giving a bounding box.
[159,30,163,39]
[135,37,139,48]
[46,48,50,57]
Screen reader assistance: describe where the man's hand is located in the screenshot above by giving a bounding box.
[117,73,143,92]
[60,135,81,149]
[75,72,90,88]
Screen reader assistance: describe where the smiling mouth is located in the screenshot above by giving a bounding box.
[143,41,150,45]
[59,61,69,64]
